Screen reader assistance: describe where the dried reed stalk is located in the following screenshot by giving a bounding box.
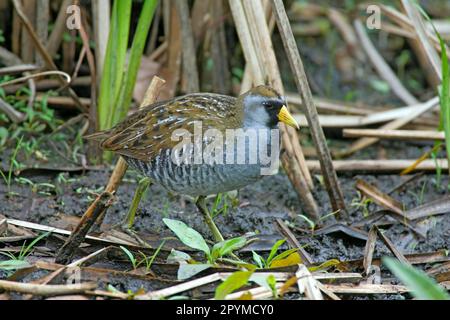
[229,0,319,220]
[272,0,347,218]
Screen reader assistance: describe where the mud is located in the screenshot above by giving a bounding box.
[1,150,448,265]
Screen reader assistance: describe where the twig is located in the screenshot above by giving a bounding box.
[275,218,313,266]
[210,0,231,94]
[175,0,199,93]
[46,0,72,56]
[306,159,449,173]
[6,218,136,246]
[16,95,91,110]
[401,0,442,81]
[79,12,100,163]
[363,226,377,275]
[0,98,26,123]
[12,0,87,113]
[0,64,40,75]
[0,46,22,66]
[228,0,264,83]
[20,0,34,63]
[158,2,181,100]
[376,226,411,266]
[379,5,450,60]
[0,70,71,88]
[55,192,114,264]
[36,0,49,65]
[4,76,91,94]
[354,19,419,105]
[296,264,323,300]
[0,280,96,296]
[229,0,318,220]
[137,273,223,300]
[272,0,347,218]
[91,0,110,81]
[327,8,365,61]
[355,179,404,215]
[338,96,439,157]
[322,283,409,294]
[405,195,450,220]
[344,129,445,141]
[222,283,284,300]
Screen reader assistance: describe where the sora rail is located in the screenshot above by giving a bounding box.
[87,86,299,241]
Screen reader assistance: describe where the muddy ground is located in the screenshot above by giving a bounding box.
[1,140,448,264]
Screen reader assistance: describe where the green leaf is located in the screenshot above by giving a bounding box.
[0,259,31,271]
[0,127,8,146]
[438,31,450,173]
[120,245,136,268]
[308,259,340,272]
[252,251,265,268]
[269,252,301,268]
[211,237,246,260]
[249,273,272,290]
[111,0,159,127]
[266,239,286,265]
[98,0,132,130]
[167,249,192,264]
[370,79,390,94]
[163,218,210,256]
[19,231,51,259]
[383,257,449,300]
[266,274,278,298]
[215,271,253,300]
[271,248,299,263]
[421,5,450,176]
[177,263,211,280]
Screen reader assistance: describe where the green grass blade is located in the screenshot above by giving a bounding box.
[98,0,132,130]
[215,271,253,300]
[19,231,51,259]
[439,37,450,175]
[383,257,449,300]
[416,4,450,175]
[111,0,158,126]
[120,245,136,269]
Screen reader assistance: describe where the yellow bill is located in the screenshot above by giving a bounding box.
[278,105,299,129]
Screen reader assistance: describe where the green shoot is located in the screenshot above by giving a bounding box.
[416,4,450,177]
[0,231,51,272]
[98,0,132,130]
[138,240,166,272]
[110,0,159,126]
[0,135,24,195]
[266,274,278,299]
[97,0,158,161]
[120,245,138,270]
[251,239,300,269]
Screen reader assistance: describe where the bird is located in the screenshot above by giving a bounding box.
[86,85,299,242]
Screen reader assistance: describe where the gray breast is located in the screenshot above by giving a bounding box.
[124,128,280,196]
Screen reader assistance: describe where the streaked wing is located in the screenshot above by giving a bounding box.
[86,93,242,161]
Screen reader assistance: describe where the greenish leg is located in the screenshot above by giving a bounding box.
[196,195,224,242]
[125,177,151,228]
[119,177,152,247]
